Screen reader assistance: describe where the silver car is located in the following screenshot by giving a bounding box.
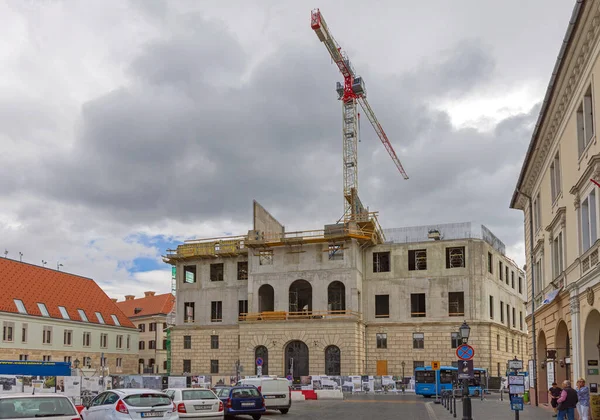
[164,388,223,419]
[80,388,177,420]
[0,393,80,419]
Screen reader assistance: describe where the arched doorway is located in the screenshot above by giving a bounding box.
[584,309,600,390]
[324,345,341,375]
[537,330,548,404]
[255,346,269,375]
[555,321,570,384]
[289,280,312,313]
[285,340,309,379]
[258,284,275,312]
[327,282,346,312]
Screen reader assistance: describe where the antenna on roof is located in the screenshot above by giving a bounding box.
[19,252,23,262]
[57,262,64,271]
[42,260,47,267]
[3,250,7,258]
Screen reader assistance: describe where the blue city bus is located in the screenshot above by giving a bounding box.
[414,366,486,397]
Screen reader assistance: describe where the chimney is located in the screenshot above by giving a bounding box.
[144,291,156,297]
[125,295,135,301]
[110,298,118,303]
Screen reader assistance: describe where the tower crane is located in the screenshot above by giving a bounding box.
[310,9,409,221]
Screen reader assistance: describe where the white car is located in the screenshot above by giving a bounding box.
[0,393,80,419]
[80,388,178,419]
[164,388,223,419]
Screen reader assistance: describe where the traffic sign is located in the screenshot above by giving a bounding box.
[256,357,263,366]
[457,360,474,380]
[456,344,475,361]
[431,361,441,370]
[510,395,524,410]
[508,359,523,370]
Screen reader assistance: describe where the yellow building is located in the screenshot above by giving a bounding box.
[510,0,600,405]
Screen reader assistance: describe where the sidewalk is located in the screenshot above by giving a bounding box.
[429,395,556,419]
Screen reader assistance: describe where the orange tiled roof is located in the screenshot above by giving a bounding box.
[0,258,135,329]
[116,293,174,318]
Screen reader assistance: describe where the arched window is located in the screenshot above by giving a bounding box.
[327,281,346,312]
[255,346,269,375]
[286,340,309,378]
[258,284,275,312]
[324,345,341,376]
[289,280,312,313]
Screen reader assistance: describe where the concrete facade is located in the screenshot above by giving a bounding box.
[510,0,600,405]
[0,311,139,374]
[167,218,526,378]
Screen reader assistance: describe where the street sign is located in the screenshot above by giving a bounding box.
[457,360,474,380]
[431,361,441,370]
[508,359,523,370]
[510,396,524,411]
[257,366,263,376]
[456,344,475,361]
[256,357,263,366]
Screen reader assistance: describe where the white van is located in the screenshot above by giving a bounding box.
[237,377,291,414]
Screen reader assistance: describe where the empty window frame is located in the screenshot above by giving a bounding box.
[210,263,224,282]
[487,252,493,274]
[577,85,594,156]
[506,304,511,327]
[518,277,523,294]
[183,360,191,374]
[550,153,562,202]
[408,249,427,271]
[413,332,424,349]
[237,261,248,280]
[446,247,465,268]
[184,335,192,349]
[410,293,426,317]
[520,311,524,330]
[211,301,223,322]
[499,261,503,280]
[533,192,541,232]
[238,300,248,319]
[448,292,464,316]
[489,296,494,319]
[376,333,387,349]
[512,307,516,328]
[184,302,195,323]
[210,360,219,374]
[451,332,461,349]
[184,265,197,283]
[552,232,564,278]
[505,266,509,285]
[375,295,390,318]
[211,335,219,349]
[373,252,391,273]
[500,301,505,323]
[328,244,344,261]
[259,250,273,265]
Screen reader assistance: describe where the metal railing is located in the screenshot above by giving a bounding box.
[239,310,361,322]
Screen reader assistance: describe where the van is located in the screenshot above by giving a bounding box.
[237,377,291,414]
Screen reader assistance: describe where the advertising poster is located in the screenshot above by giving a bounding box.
[0,375,19,393]
[123,375,143,389]
[62,376,81,398]
[191,376,211,388]
[142,376,162,390]
[168,376,186,389]
[299,376,312,390]
[382,376,397,392]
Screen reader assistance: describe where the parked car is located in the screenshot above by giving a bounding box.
[164,388,223,419]
[236,378,291,414]
[79,388,177,419]
[213,385,265,420]
[0,393,80,419]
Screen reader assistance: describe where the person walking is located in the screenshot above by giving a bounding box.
[576,378,590,420]
[556,380,578,420]
[549,382,562,417]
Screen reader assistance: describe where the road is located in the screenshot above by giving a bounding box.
[259,394,433,420]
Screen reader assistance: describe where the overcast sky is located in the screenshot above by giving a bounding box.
[0,0,575,299]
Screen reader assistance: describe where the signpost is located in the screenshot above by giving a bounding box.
[508,357,525,420]
[456,344,475,361]
[256,357,263,376]
[432,361,441,403]
[458,360,474,380]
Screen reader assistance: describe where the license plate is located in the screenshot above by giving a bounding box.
[241,402,255,407]
[194,405,212,410]
[141,412,164,418]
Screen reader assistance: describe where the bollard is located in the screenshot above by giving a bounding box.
[449,394,452,414]
[501,387,503,401]
[453,396,457,418]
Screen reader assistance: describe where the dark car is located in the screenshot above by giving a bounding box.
[213,385,265,420]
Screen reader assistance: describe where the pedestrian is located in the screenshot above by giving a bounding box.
[549,382,562,417]
[576,378,590,420]
[556,380,578,420]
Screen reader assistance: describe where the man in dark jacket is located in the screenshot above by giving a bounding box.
[556,380,578,420]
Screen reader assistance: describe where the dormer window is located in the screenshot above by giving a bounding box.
[37,303,49,317]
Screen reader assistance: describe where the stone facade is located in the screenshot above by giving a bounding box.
[167,221,526,378]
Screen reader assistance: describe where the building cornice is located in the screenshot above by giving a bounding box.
[569,153,600,198]
[545,206,567,236]
[511,1,599,209]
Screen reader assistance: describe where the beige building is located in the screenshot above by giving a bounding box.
[115,291,175,374]
[164,202,526,379]
[0,258,139,374]
[510,0,600,404]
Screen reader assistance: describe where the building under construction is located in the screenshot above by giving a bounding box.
[163,202,527,379]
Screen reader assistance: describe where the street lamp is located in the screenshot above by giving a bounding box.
[459,320,472,420]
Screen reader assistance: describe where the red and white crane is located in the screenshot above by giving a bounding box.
[311,9,409,221]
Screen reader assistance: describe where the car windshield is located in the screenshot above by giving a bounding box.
[232,388,260,398]
[215,388,231,397]
[0,396,77,418]
[182,390,216,400]
[123,393,172,407]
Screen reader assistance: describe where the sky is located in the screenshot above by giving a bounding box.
[0,0,575,299]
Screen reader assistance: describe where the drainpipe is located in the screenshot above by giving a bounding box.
[516,189,538,406]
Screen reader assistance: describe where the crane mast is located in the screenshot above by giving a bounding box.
[310,9,408,221]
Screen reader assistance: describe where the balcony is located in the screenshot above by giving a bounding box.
[238,310,361,322]
[581,242,599,275]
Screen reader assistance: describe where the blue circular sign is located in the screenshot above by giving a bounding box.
[256,357,263,366]
[456,344,474,360]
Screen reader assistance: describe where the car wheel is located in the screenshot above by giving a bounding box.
[252,415,262,420]
[280,408,289,414]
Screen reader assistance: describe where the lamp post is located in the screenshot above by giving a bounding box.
[459,320,472,420]
[401,361,406,393]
